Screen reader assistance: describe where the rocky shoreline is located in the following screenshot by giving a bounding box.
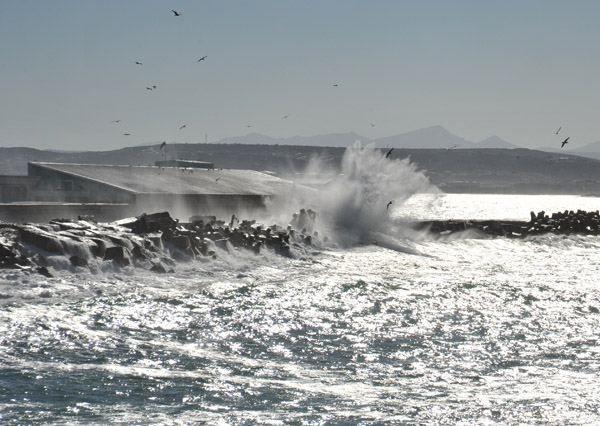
[1,209,599,278]
[0,210,320,278]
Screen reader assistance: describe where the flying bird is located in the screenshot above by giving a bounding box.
[146,87,153,90]
[561,137,570,148]
[245,125,252,128]
[556,126,562,135]
[135,61,143,65]
[197,56,207,62]
[370,122,375,127]
[160,141,166,149]
[111,120,121,123]
[171,10,181,16]
[385,148,394,158]
[123,133,131,136]
[333,84,338,87]
[179,124,187,130]
[448,144,458,150]
[281,115,289,119]
[387,201,393,210]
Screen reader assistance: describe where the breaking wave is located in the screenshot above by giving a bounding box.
[302,142,437,247]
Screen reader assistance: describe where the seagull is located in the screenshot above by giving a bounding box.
[385,148,394,158]
[556,126,562,135]
[171,10,181,16]
[387,201,393,210]
[135,61,143,65]
[179,124,187,130]
[197,56,207,62]
[561,137,570,148]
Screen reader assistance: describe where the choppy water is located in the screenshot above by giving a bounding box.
[1,144,600,425]
[2,194,600,425]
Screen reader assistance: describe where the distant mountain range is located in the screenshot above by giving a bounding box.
[215,126,521,150]
[11,125,599,156]
[215,125,600,159]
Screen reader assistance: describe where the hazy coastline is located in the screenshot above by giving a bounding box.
[2,142,600,195]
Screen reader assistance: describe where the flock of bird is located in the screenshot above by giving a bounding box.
[109,9,210,149]
[111,8,574,213]
[109,8,351,149]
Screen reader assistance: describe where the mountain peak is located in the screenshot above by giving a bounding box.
[373,126,474,149]
[477,136,520,149]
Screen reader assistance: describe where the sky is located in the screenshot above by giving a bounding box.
[1,0,600,151]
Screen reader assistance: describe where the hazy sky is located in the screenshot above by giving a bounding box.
[2,1,599,151]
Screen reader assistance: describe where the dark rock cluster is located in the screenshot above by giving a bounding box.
[0,211,319,277]
[412,209,600,238]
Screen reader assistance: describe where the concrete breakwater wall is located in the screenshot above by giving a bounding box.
[410,209,600,238]
[0,211,319,278]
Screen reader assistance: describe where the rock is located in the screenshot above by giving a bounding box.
[36,266,53,278]
[131,213,149,235]
[146,212,177,232]
[190,215,216,225]
[171,250,191,262]
[19,227,64,254]
[70,255,88,267]
[200,238,216,256]
[167,234,191,251]
[150,263,168,273]
[90,238,106,257]
[0,243,15,259]
[131,244,151,260]
[214,238,230,252]
[31,253,50,267]
[104,246,130,267]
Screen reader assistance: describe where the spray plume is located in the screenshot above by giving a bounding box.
[290,141,437,246]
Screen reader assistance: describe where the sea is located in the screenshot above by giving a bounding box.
[1,145,600,425]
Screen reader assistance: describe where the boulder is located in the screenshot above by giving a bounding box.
[18,227,64,254]
[214,238,230,252]
[104,246,130,267]
[150,263,168,274]
[36,266,53,278]
[70,255,88,268]
[90,238,106,257]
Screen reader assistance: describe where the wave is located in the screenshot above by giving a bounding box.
[294,142,438,247]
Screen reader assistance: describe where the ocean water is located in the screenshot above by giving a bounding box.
[1,145,600,425]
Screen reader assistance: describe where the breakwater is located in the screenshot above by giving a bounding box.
[0,210,320,278]
[410,209,600,238]
[1,209,598,278]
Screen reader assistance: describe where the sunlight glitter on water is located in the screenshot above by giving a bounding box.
[1,194,600,424]
[394,193,600,221]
